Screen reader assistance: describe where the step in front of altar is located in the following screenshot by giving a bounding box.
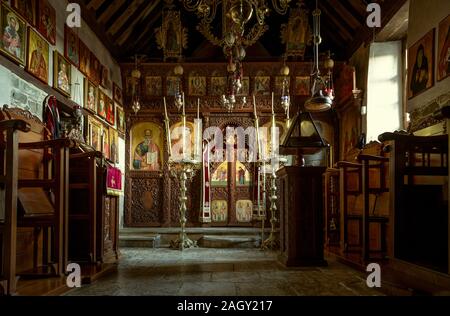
[119,227,276,248]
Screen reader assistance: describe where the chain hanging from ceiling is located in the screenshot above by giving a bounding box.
[180,0,291,50]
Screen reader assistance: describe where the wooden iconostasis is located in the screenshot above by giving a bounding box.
[121,62,352,228]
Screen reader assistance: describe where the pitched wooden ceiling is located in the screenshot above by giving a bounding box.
[74,0,407,62]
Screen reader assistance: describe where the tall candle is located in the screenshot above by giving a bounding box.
[163,97,172,157]
[271,92,275,115]
[163,96,168,118]
[197,98,200,119]
[182,92,186,159]
[353,67,357,90]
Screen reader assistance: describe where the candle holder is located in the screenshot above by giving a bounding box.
[261,157,287,251]
[169,158,201,250]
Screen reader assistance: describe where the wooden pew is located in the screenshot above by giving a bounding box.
[0,119,30,295]
[336,143,390,261]
[68,147,103,263]
[379,132,448,283]
[0,106,75,280]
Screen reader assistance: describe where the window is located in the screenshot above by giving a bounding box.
[366,41,404,142]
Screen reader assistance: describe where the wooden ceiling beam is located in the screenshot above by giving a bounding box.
[318,3,354,42]
[123,11,162,54]
[328,0,362,29]
[345,0,408,59]
[116,0,160,46]
[120,11,163,59]
[86,0,106,11]
[72,0,121,60]
[97,0,127,24]
[107,0,146,36]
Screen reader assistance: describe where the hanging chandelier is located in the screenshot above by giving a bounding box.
[173,64,184,111]
[131,55,142,115]
[304,0,334,112]
[181,0,290,53]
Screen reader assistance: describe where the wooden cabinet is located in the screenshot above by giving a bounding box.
[277,166,327,267]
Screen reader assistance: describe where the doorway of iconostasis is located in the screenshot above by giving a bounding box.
[210,158,255,227]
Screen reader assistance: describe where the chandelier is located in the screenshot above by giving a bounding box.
[131,55,142,114]
[173,64,184,111]
[304,0,334,112]
[181,0,290,52]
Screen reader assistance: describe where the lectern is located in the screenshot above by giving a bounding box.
[278,111,328,267]
[277,166,327,266]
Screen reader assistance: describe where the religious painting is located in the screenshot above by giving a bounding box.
[64,25,79,67]
[154,9,188,61]
[210,77,226,96]
[166,76,181,96]
[236,162,251,187]
[79,40,90,76]
[254,76,270,96]
[87,115,102,152]
[211,162,228,187]
[211,200,228,223]
[0,4,27,66]
[130,122,163,172]
[53,51,71,97]
[438,15,450,81]
[170,121,195,158]
[89,52,101,86]
[102,127,110,161]
[116,104,125,134]
[109,127,119,164]
[275,76,290,95]
[280,4,311,58]
[101,65,111,90]
[126,76,136,96]
[105,96,115,126]
[295,76,310,96]
[145,76,162,96]
[236,200,253,223]
[12,0,36,25]
[188,75,206,96]
[37,0,56,45]
[408,29,435,99]
[97,90,107,120]
[84,78,97,113]
[113,83,123,105]
[26,27,49,84]
[237,77,250,96]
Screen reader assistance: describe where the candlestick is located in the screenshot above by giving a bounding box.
[353,67,357,91]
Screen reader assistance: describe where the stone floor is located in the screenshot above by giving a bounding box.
[65,248,383,296]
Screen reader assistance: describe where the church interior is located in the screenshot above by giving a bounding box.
[0,0,450,298]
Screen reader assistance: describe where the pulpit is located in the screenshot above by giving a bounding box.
[277,166,327,266]
[278,111,329,267]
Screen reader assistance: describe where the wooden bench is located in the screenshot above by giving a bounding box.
[336,142,390,261]
[0,119,30,295]
[379,132,448,276]
[0,106,75,281]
